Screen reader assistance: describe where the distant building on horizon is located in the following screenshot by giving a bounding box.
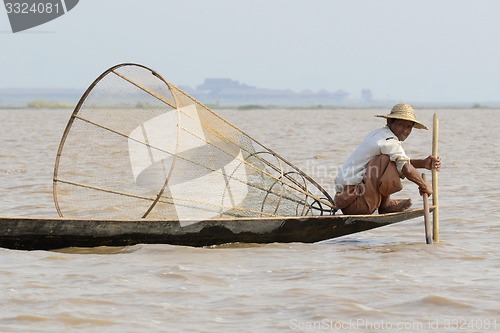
[181,78,350,106]
[361,88,373,103]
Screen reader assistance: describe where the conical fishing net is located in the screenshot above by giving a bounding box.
[53,63,334,221]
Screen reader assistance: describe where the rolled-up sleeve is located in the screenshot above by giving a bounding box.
[378,138,410,174]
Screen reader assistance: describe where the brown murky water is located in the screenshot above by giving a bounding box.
[0,108,498,332]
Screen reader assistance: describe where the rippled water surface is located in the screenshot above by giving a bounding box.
[0,108,499,332]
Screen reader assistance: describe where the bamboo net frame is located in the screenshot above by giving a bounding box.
[53,63,335,220]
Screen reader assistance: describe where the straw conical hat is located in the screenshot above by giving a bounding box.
[376,103,428,130]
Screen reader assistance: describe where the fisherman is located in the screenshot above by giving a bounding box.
[334,103,441,215]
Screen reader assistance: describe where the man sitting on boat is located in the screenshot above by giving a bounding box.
[334,103,441,215]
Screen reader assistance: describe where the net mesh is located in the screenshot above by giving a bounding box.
[53,63,334,220]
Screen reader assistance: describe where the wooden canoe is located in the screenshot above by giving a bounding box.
[0,207,433,251]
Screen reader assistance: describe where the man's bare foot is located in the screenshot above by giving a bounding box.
[378,199,412,214]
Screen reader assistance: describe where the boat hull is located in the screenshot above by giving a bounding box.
[0,208,432,251]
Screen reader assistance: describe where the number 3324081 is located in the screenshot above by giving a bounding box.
[5,2,61,14]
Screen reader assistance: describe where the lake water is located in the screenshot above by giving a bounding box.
[0,108,498,332]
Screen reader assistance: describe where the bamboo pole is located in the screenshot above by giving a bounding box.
[432,113,440,242]
[422,173,432,244]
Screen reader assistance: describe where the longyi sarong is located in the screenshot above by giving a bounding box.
[334,154,403,215]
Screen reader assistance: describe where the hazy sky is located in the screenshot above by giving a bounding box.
[1,0,499,102]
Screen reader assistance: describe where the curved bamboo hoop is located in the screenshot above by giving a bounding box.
[53,63,335,219]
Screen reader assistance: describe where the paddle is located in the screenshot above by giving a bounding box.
[422,173,432,244]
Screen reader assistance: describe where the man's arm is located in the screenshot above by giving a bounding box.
[402,162,433,196]
[410,155,441,171]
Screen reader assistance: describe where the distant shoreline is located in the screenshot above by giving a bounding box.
[1,87,499,110]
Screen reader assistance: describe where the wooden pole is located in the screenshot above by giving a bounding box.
[432,113,440,242]
[422,173,432,244]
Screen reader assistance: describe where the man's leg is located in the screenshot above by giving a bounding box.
[339,155,409,215]
[375,155,411,213]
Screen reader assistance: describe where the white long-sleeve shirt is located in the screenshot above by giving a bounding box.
[334,126,410,192]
